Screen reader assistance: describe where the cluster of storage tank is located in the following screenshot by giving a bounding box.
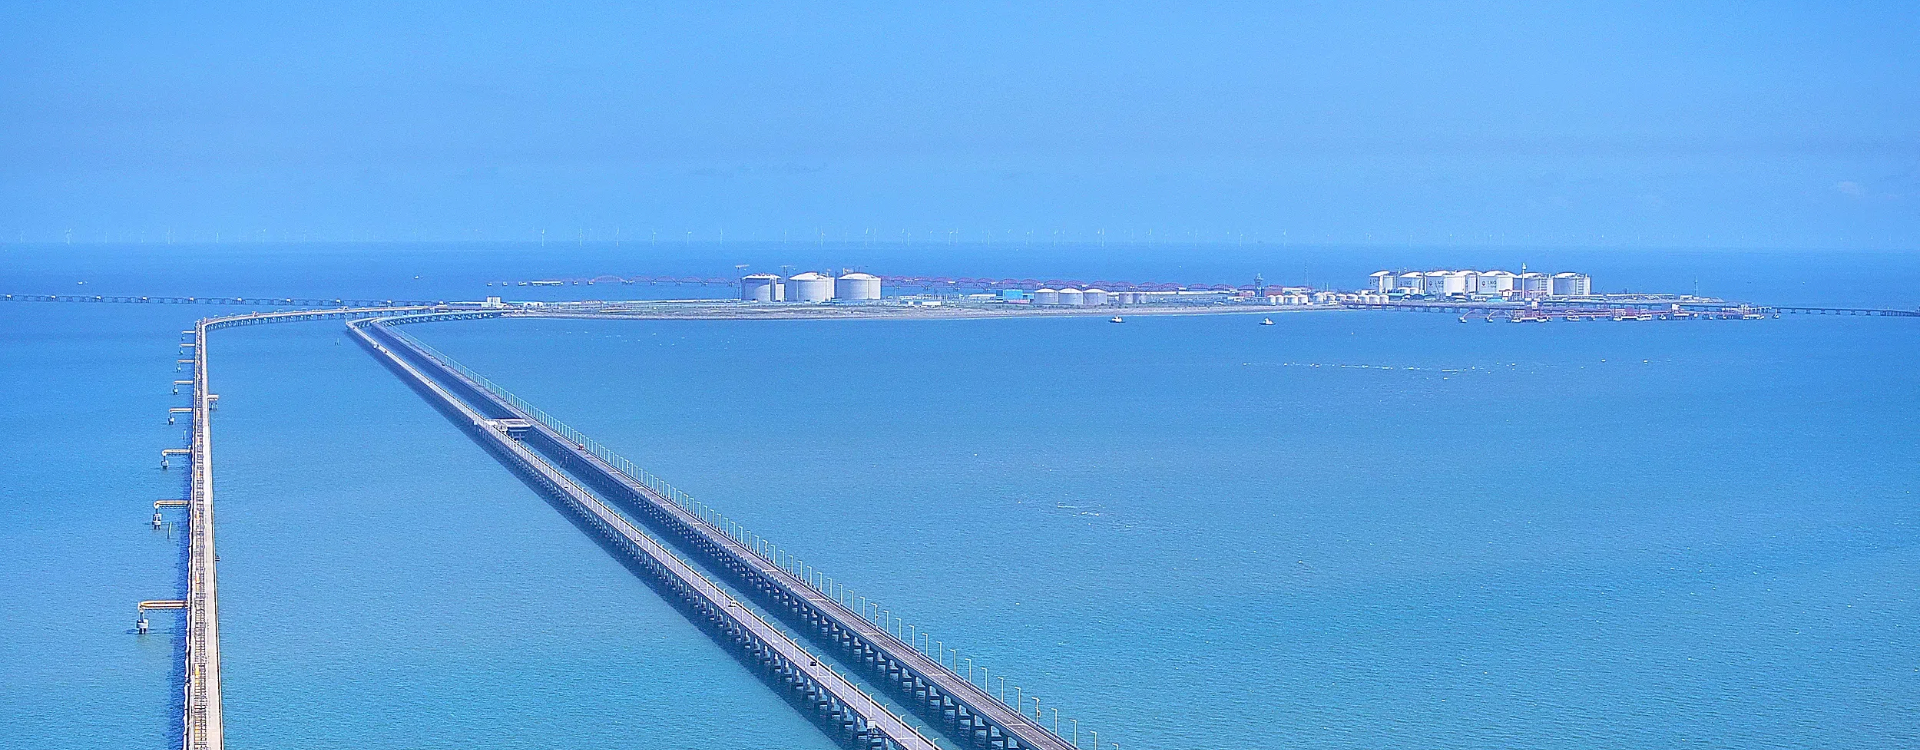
[1370,269,1592,298]
[1031,288,1114,306]
[740,272,882,303]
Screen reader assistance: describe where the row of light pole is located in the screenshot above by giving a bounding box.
[544,430,1118,750]
[734,523,1117,750]
[413,341,1103,748]
[426,335,1134,748]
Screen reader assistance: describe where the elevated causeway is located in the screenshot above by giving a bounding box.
[357,312,1082,750]
[350,314,943,750]
[118,301,1102,750]
[144,306,437,750]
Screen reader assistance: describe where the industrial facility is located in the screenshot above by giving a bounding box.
[511,266,1766,322]
[737,270,884,304]
[1369,269,1592,299]
[733,273,1144,307]
[740,273,785,302]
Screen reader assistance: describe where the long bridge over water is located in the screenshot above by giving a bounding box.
[140,306,438,750]
[45,289,1913,750]
[129,302,1098,750]
[354,311,1083,750]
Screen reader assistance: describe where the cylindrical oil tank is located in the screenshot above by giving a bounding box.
[1082,288,1109,306]
[835,272,881,301]
[1057,288,1085,306]
[741,273,783,302]
[1033,288,1060,305]
[788,272,834,303]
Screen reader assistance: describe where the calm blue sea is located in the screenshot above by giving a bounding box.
[2,243,1917,750]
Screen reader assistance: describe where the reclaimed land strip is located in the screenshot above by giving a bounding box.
[348,314,939,750]
[362,312,1082,750]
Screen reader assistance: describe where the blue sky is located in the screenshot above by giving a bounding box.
[1,1,1915,247]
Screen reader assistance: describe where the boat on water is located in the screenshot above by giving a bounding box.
[1260,318,1274,326]
[1110,316,1125,323]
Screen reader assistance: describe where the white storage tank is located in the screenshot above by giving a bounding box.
[741,273,784,302]
[1552,272,1591,297]
[1476,270,1516,296]
[1082,288,1109,306]
[834,272,881,301]
[788,272,834,303]
[1057,288,1085,306]
[1033,288,1060,305]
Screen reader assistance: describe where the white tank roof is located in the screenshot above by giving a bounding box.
[789,271,830,281]
[1035,288,1057,293]
[743,273,781,280]
[837,272,879,280]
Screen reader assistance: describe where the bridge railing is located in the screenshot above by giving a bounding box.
[378,323,706,523]
[376,314,1098,748]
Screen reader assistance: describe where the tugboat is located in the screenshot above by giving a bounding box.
[1260,318,1275,326]
[1110,316,1124,323]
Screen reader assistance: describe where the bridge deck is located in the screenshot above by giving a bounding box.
[135,303,1101,749]
[179,318,222,750]
[352,315,938,750]
[153,306,442,750]
[366,312,1078,750]
[559,426,1079,750]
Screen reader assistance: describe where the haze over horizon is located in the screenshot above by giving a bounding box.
[3,1,1916,249]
